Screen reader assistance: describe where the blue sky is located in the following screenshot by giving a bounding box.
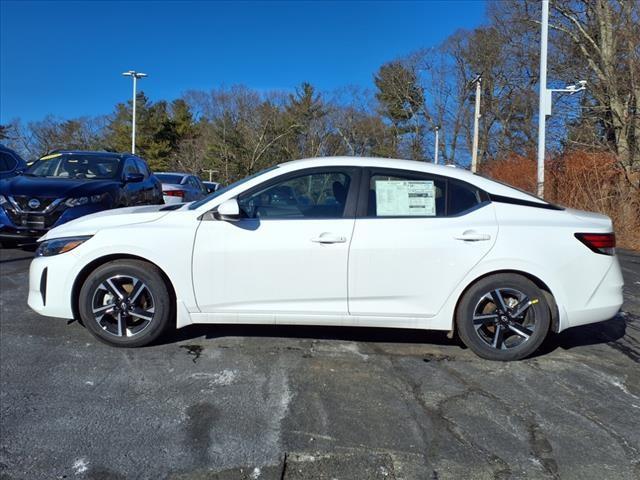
[1,0,487,123]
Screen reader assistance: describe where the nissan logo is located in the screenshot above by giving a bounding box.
[28,198,41,209]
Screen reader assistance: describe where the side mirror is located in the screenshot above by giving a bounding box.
[214,198,241,221]
[124,172,144,183]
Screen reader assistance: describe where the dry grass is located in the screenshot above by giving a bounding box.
[481,151,640,250]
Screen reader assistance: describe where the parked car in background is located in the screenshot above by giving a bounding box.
[27,157,623,361]
[156,172,208,204]
[0,145,27,180]
[0,151,163,245]
[203,181,221,194]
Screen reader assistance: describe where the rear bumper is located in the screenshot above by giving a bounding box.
[563,256,624,329]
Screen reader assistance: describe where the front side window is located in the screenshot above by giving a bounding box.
[368,173,446,217]
[123,159,139,176]
[238,171,352,219]
[134,159,150,177]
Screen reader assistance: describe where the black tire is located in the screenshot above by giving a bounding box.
[456,273,551,361]
[79,259,173,347]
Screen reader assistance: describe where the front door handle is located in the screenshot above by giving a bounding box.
[455,230,491,242]
[311,233,347,244]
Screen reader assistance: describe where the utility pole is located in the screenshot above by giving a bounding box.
[470,74,482,173]
[433,125,440,165]
[536,0,549,197]
[122,70,148,154]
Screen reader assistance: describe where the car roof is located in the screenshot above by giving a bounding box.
[43,150,129,158]
[277,156,547,204]
[156,172,194,176]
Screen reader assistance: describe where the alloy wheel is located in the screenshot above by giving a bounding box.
[472,288,539,350]
[91,275,156,338]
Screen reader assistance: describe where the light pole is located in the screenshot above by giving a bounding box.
[537,0,550,198]
[433,125,440,165]
[122,70,147,154]
[537,1,587,197]
[470,74,482,173]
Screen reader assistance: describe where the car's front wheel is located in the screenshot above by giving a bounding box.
[456,273,551,361]
[79,260,172,347]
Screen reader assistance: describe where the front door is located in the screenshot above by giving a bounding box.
[192,168,360,320]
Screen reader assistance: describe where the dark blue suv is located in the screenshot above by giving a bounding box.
[0,151,163,245]
[0,145,27,180]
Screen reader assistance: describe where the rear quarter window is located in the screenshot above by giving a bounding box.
[447,180,482,216]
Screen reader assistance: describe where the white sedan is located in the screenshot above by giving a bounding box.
[27,157,623,361]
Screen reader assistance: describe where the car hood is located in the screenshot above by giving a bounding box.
[0,175,120,198]
[40,204,172,241]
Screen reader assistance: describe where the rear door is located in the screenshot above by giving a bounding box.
[348,168,497,318]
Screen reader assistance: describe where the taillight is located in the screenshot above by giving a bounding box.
[165,190,185,198]
[575,232,616,255]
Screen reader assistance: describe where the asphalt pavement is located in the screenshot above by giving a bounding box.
[1,247,639,480]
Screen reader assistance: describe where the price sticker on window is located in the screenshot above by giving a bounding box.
[375,180,436,216]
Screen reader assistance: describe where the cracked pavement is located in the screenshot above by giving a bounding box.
[1,247,639,479]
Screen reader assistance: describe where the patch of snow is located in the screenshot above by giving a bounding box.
[73,458,89,474]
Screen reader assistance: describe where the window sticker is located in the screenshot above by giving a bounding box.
[375,180,436,216]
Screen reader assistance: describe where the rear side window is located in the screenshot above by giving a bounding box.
[365,169,483,218]
[0,152,17,171]
[368,174,446,217]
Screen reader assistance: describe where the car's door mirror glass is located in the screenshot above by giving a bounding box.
[215,198,241,221]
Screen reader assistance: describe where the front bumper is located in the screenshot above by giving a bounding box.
[28,253,76,319]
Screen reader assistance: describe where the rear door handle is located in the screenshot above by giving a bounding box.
[311,233,347,244]
[455,230,491,242]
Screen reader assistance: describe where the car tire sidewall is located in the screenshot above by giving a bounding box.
[79,260,171,348]
[456,274,551,361]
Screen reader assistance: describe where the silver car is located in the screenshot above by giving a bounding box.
[155,172,208,204]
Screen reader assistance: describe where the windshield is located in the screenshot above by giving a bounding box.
[188,165,279,210]
[156,173,186,184]
[26,153,121,180]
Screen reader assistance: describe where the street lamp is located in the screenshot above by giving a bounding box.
[433,125,441,165]
[122,70,148,154]
[537,0,586,197]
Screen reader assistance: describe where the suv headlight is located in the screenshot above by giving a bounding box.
[35,236,92,257]
[65,193,110,208]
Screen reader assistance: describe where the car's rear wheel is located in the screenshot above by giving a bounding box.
[456,273,551,361]
[79,260,172,347]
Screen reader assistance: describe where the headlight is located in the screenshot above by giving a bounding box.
[0,194,7,206]
[65,197,89,207]
[65,193,110,208]
[35,236,92,257]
